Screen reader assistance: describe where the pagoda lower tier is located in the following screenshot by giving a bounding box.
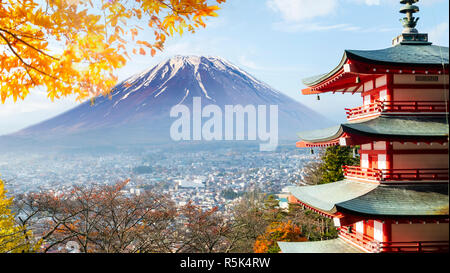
[278,181,449,253]
[278,114,449,253]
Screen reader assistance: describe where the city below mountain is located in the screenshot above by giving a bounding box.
[5,56,332,148]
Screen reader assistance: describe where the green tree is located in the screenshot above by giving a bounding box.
[262,194,286,222]
[320,146,359,184]
[302,146,359,185]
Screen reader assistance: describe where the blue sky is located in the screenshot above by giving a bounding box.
[0,0,448,135]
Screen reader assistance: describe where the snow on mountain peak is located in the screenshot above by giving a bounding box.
[105,55,279,106]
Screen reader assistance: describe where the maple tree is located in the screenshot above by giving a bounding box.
[0,179,41,253]
[8,181,337,253]
[226,191,267,252]
[14,180,177,253]
[0,0,226,103]
[176,201,233,253]
[253,221,307,253]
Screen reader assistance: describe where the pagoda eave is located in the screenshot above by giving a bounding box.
[288,182,449,225]
[297,116,449,147]
[302,45,449,95]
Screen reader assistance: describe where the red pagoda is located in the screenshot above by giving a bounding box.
[278,0,449,253]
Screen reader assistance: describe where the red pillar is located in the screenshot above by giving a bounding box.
[382,220,391,242]
[385,141,393,170]
[386,73,394,102]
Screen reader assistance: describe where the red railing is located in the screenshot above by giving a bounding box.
[345,102,383,120]
[382,168,449,181]
[343,166,382,181]
[338,226,375,252]
[382,101,449,113]
[343,166,449,182]
[377,241,449,253]
[338,226,449,253]
[346,100,449,120]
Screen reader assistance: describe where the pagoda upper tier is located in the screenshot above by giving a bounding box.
[302,44,448,95]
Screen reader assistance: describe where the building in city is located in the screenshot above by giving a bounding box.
[279,0,449,253]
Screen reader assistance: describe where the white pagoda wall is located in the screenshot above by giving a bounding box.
[393,74,449,102]
[392,142,448,169]
[393,154,448,169]
[393,88,448,101]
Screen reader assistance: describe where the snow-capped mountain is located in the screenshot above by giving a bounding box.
[9,56,332,145]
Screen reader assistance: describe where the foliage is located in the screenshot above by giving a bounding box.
[7,181,337,253]
[0,179,41,253]
[227,192,337,253]
[221,189,243,200]
[249,198,337,253]
[320,146,359,184]
[253,221,307,253]
[14,180,177,253]
[14,180,240,253]
[301,149,325,185]
[176,202,233,253]
[302,146,359,185]
[262,194,286,222]
[0,0,226,103]
[286,204,338,241]
[225,191,267,253]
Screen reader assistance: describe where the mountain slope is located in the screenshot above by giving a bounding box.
[10,56,332,145]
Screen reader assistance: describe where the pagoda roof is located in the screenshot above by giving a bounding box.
[288,180,378,214]
[297,116,449,145]
[337,183,449,217]
[302,44,449,88]
[288,181,449,217]
[278,238,364,253]
[345,45,449,66]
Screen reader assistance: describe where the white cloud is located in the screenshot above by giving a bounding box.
[359,0,381,5]
[266,0,338,22]
[348,0,445,6]
[267,0,446,24]
[266,0,401,33]
[265,0,402,23]
[271,20,397,33]
[239,55,264,70]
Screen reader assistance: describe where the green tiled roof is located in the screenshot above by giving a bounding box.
[296,125,342,143]
[288,182,449,217]
[278,239,363,253]
[346,45,449,66]
[297,116,449,143]
[302,44,449,86]
[337,184,449,216]
[288,180,378,213]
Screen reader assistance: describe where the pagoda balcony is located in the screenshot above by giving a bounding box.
[338,226,376,252]
[343,166,449,183]
[345,100,449,121]
[338,226,449,253]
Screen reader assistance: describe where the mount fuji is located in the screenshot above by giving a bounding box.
[7,56,332,147]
